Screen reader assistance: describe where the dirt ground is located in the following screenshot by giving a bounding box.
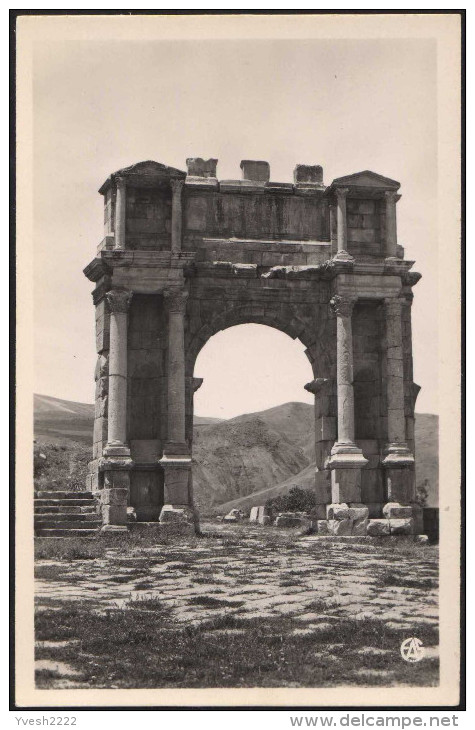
[34,522,439,689]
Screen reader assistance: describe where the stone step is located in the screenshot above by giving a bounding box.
[35,528,99,538]
[35,491,94,500]
[34,498,96,507]
[35,505,97,515]
[34,513,100,523]
[34,519,101,530]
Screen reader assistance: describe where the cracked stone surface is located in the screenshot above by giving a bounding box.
[35,523,438,631]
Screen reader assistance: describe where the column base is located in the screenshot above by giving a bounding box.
[103,441,131,458]
[382,443,414,467]
[332,250,355,263]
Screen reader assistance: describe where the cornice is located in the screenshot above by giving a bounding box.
[83,258,112,282]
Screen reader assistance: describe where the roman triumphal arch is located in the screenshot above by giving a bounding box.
[84,158,422,536]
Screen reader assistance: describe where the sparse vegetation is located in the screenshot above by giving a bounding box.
[34,523,439,690]
[35,601,438,689]
[33,441,91,492]
[265,486,317,515]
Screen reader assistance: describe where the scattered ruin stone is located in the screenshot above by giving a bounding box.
[328,518,353,536]
[389,518,414,535]
[366,519,391,536]
[224,509,242,523]
[383,503,413,519]
[249,506,259,523]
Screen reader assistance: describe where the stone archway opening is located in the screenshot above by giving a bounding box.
[191,323,316,514]
[193,323,314,420]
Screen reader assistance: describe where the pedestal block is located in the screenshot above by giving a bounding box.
[99,456,132,531]
[158,457,197,531]
[330,465,363,504]
[385,467,415,504]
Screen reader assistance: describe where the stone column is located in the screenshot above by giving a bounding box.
[159,287,195,529]
[334,187,353,261]
[114,176,127,250]
[382,297,415,505]
[328,295,367,504]
[104,288,132,456]
[171,178,184,254]
[384,191,401,259]
[100,288,133,532]
[164,288,188,446]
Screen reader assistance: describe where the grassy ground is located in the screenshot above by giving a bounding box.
[35,523,439,690]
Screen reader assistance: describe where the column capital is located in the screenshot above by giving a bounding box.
[115,175,126,190]
[170,178,185,196]
[106,288,133,313]
[384,190,401,204]
[335,186,349,201]
[330,294,356,318]
[163,287,188,313]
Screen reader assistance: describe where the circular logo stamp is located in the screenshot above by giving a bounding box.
[400,637,425,662]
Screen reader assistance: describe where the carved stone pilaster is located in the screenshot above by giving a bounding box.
[114,176,127,250]
[328,291,367,500]
[382,297,415,504]
[171,178,185,253]
[384,190,401,259]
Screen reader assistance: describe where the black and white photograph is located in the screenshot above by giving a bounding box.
[14,12,463,710]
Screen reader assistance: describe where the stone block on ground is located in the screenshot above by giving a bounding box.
[224,508,242,522]
[328,518,353,536]
[366,519,390,536]
[389,518,414,535]
[159,505,194,524]
[383,502,413,519]
[101,504,127,526]
[249,506,259,523]
[317,520,330,535]
[326,503,349,520]
[348,504,369,520]
[414,534,429,544]
[257,506,270,525]
[352,518,369,536]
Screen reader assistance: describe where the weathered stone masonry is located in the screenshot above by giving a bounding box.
[84,158,422,535]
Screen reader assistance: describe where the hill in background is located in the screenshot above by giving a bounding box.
[33,394,438,511]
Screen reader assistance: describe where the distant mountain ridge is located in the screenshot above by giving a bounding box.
[33,394,438,510]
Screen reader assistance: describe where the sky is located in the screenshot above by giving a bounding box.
[32,35,438,418]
